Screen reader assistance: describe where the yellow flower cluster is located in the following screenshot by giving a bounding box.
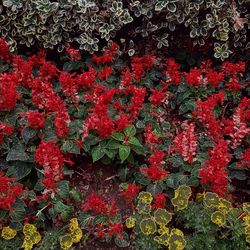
[22,224,41,250]
[136,192,153,214]
[60,218,83,250]
[1,226,17,240]
[171,185,192,211]
[203,192,232,227]
[242,203,250,244]
[154,208,172,226]
[139,218,157,235]
[125,217,136,228]
[154,227,186,250]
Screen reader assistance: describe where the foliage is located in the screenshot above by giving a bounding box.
[0,0,249,58]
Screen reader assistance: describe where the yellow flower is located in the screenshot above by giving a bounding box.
[31,231,41,244]
[174,185,192,199]
[22,239,33,250]
[168,232,186,250]
[70,228,83,243]
[154,208,172,225]
[125,217,136,228]
[140,218,157,235]
[171,196,189,211]
[216,198,232,213]
[22,224,41,250]
[69,218,79,231]
[1,226,17,240]
[23,224,37,236]
[196,192,204,203]
[244,225,250,235]
[136,200,151,214]
[243,203,250,214]
[211,211,226,227]
[203,192,220,208]
[170,228,184,237]
[60,234,73,250]
[137,192,153,204]
[158,224,170,235]
[154,233,170,246]
[243,214,250,226]
[246,235,250,244]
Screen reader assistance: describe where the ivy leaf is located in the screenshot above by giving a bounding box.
[119,145,131,162]
[6,143,29,162]
[91,145,105,162]
[10,199,26,222]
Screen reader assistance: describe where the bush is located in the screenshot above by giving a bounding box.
[0,0,249,59]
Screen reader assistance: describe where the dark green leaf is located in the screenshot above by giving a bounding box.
[91,145,105,162]
[21,127,37,145]
[6,143,29,162]
[119,145,131,162]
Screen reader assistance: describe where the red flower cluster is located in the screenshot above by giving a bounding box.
[0,38,12,62]
[35,141,64,190]
[199,139,231,197]
[165,58,181,85]
[21,110,45,129]
[141,150,168,182]
[65,44,81,61]
[119,184,141,205]
[92,43,118,65]
[173,122,197,164]
[0,122,13,143]
[0,172,23,210]
[152,193,166,209]
[0,73,19,111]
[237,148,250,168]
[186,67,201,86]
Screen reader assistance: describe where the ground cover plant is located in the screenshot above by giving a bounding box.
[0,34,250,250]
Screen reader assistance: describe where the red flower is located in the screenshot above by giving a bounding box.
[206,70,224,87]
[0,122,13,143]
[0,73,19,111]
[173,122,197,164]
[186,67,201,86]
[0,172,23,211]
[35,141,64,190]
[107,221,123,238]
[65,44,81,61]
[237,148,250,168]
[150,88,166,106]
[119,184,141,204]
[21,110,45,129]
[0,38,12,63]
[152,193,166,209]
[82,193,107,214]
[165,58,181,85]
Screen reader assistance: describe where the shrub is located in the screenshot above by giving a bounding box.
[0,0,249,59]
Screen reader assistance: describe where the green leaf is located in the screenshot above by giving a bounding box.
[167,3,176,12]
[6,143,29,162]
[124,125,136,137]
[58,180,70,199]
[69,188,81,201]
[61,140,80,154]
[91,145,105,162]
[6,162,32,180]
[112,132,125,141]
[128,137,143,147]
[106,140,121,149]
[119,145,131,162]
[21,127,37,145]
[115,232,130,248]
[10,199,26,222]
[54,201,73,222]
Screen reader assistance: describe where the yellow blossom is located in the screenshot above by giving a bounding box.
[70,228,83,243]
[216,198,232,213]
[125,217,136,228]
[60,234,73,250]
[23,224,37,236]
[158,224,170,235]
[243,203,250,214]
[154,208,172,225]
[171,196,189,211]
[69,218,79,231]
[211,211,226,227]
[203,192,220,208]
[1,226,17,240]
[140,218,157,235]
[136,200,151,214]
[168,232,186,250]
[154,233,170,246]
[137,192,153,204]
